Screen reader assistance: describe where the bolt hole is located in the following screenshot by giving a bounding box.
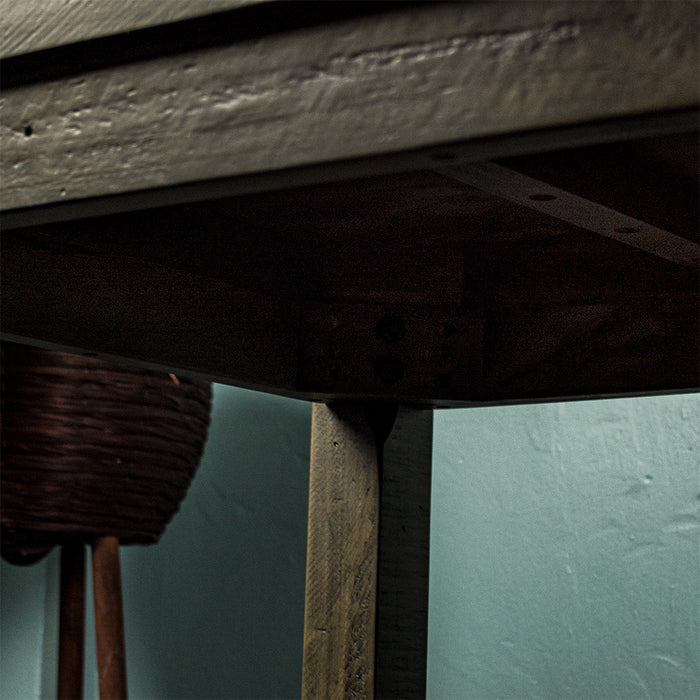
[529,193,556,201]
[614,226,640,234]
[23,125,33,137]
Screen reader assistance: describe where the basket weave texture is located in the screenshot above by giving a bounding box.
[1,342,212,564]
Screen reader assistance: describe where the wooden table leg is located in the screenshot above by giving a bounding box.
[58,543,86,700]
[302,403,433,699]
[92,536,128,700]
[375,406,432,699]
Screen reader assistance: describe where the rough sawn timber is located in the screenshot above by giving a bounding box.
[2,147,697,405]
[302,403,381,699]
[1,1,697,211]
[0,0,261,58]
[301,403,433,699]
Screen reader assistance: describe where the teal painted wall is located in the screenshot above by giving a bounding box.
[1,388,698,698]
[1,386,311,700]
[428,395,699,699]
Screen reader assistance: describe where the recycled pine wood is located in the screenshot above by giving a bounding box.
[3,136,697,405]
[1,0,697,407]
[302,403,382,699]
[302,404,432,699]
[2,2,696,212]
[0,0,256,58]
[92,537,127,700]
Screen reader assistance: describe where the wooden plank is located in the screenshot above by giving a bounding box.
[2,3,404,93]
[3,110,696,232]
[478,296,699,402]
[302,403,382,699]
[375,407,433,699]
[298,302,484,402]
[301,404,433,698]
[1,1,697,211]
[0,224,301,394]
[438,163,700,267]
[2,278,696,405]
[496,131,700,241]
[2,162,697,404]
[0,0,261,58]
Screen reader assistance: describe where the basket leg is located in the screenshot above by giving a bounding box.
[92,536,127,700]
[58,544,86,700]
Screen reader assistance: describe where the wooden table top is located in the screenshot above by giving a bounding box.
[2,1,698,406]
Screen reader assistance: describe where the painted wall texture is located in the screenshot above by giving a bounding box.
[1,386,312,699]
[1,387,698,699]
[428,394,699,699]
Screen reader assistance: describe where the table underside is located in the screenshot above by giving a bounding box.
[1,1,698,406]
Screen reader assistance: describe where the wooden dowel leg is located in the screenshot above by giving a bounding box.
[302,402,383,699]
[91,536,127,700]
[58,543,86,700]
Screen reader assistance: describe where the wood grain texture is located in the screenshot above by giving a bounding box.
[497,131,700,242]
[0,222,301,394]
[92,536,127,700]
[2,150,697,404]
[0,0,259,58]
[478,296,699,402]
[302,403,381,699]
[58,544,86,700]
[1,1,697,211]
[298,302,484,402]
[438,162,700,267]
[375,408,433,699]
[3,110,695,233]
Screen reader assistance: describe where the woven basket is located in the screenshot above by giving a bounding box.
[1,342,212,565]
